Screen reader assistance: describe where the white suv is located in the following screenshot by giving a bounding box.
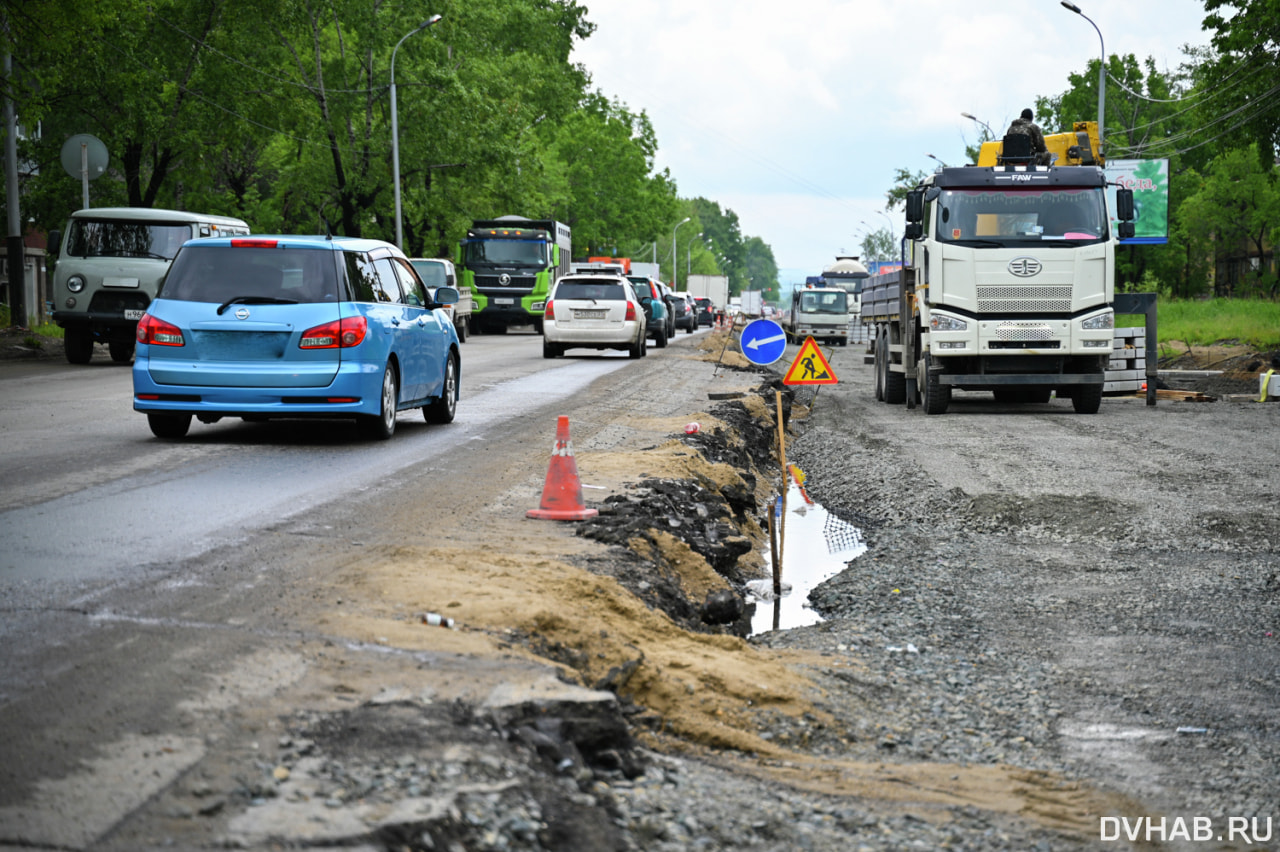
[542,274,647,359]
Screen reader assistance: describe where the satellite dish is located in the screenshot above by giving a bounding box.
[60,134,110,209]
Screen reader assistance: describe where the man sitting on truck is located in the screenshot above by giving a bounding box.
[1006,108,1051,166]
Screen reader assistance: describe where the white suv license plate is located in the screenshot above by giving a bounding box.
[574,310,606,320]
[124,309,145,320]
[493,298,514,305]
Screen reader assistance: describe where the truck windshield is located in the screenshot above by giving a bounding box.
[799,291,847,313]
[462,239,547,266]
[934,187,1107,246]
[411,261,448,287]
[65,219,192,260]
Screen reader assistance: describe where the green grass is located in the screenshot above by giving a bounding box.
[1,305,63,338]
[1116,298,1280,357]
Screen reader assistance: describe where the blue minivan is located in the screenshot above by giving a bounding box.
[133,235,460,440]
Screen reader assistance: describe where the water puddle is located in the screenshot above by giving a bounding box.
[748,468,867,635]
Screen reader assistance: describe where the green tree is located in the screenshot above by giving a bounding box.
[1177,144,1280,297]
[859,229,895,264]
[543,93,676,257]
[885,166,928,211]
[1200,0,1280,162]
[15,0,260,229]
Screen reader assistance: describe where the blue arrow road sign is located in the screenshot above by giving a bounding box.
[740,318,787,365]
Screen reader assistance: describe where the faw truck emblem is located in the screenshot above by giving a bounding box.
[498,273,511,286]
[1008,257,1042,277]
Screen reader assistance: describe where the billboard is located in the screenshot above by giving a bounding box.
[1106,159,1169,245]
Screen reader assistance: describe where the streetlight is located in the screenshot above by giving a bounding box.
[687,232,702,276]
[876,209,897,243]
[961,112,995,139]
[927,153,949,167]
[672,217,691,288]
[1060,2,1105,157]
[391,14,443,250]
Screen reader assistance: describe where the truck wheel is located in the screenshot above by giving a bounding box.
[147,413,191,439]
[921,354,951,415]
[109,339,135,364]
[882,335,906,405]
[1072,383,1103,414]
[65,327,94,364]
[1026,387,1052,404]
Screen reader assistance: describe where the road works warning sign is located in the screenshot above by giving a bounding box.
[783,337,838,385]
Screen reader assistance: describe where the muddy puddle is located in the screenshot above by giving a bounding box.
[748,469,867,635]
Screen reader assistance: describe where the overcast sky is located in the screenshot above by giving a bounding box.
[571,0,1212,286]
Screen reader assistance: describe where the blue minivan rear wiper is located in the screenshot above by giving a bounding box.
[216,296,299,315]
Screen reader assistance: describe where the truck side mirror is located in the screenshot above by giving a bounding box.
[1116,187,1135,221]
[1118,222,1135,240]
[905,189,924,224]
[905,222,923,240]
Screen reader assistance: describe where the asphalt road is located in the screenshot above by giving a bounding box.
[0,334,638,581]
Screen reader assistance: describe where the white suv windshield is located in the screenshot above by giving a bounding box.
[935,187,1107,246]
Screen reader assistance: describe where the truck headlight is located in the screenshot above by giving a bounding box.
[930,314,967,332]
[66,274,86,293]
[530,301,545,311]
[1081,313,1114,330]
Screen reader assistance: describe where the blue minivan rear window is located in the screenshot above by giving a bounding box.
[160,245,339,303]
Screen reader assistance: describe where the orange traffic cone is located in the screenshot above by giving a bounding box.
[527,416,599,521]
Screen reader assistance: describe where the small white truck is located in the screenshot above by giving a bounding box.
[411,258,473,342]
[785,282,854,346]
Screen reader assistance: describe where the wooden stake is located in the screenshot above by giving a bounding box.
[775,389,787,591]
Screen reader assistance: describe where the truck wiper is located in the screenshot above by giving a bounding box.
[951,239,1005,248]
[216,296,299,315]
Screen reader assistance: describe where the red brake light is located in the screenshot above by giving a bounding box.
[625,301,636,322]
[230,238,279,248]
[544,300,554,317]
[300,316,367,349]
[136,313,184,346]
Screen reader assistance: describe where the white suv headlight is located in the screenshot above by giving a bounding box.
[930,314,967,332]
[67,274,86,293]
[1081,312,1114,330]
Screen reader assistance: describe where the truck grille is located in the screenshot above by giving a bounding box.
[976,285,1072,313]
[476,274,536,295]
[996,322,1054,341]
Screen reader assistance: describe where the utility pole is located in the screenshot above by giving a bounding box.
[4,17,26,327]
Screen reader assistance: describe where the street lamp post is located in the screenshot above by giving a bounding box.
[672,217,691,288]
[927,153,949,168]
[961,112,995,139]
[1060,2,1105,157]
[876,210,896,243]
[391,14,442,250]
[687,232,701,277]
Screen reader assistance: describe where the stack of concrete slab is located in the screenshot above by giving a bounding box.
[1104,327,1146,395]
